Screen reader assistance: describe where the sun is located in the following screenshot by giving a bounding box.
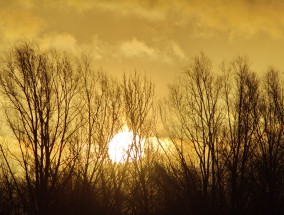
[108,131,144,163]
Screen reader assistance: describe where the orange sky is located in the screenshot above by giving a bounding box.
[1,0,284,96]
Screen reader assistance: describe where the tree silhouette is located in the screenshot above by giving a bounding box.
[121,72,156,215]
[0,42,81,214]
[0,42,284,215]
[164,53,225,214]
[223,57,260,215]
[254,69,284,215]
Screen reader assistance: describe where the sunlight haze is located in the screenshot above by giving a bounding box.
[1,0,284,96]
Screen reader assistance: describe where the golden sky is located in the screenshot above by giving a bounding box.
[1,0,284,95]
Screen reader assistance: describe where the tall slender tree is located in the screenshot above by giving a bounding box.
[0,42,81,214]
[165,53,224,214]
[223,57,260,215]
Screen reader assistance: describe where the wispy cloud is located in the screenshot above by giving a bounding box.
[119,38,158,59]
[58,0,168,21]
[58,0,284,40]
[39,32,78,52]
[118,38,186,63]
[168,41,186,60]
[1,0,283,47]
[181,0,284,40]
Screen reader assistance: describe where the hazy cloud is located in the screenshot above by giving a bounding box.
[0,0,283,72]
[180,0,284,40]
[57,0,284,40]
[40,32,78,52]
[80,36,113,60]
[15,0,36,9]
[88,36,109,60]
[0,8,45,42]
[118,38,186,64]
[1,0,283,47]
[168,41,186,60]
[119,38,158,59]
[59,0,168,21]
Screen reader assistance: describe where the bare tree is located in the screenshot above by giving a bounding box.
[2,43,284,215]
[165,53,224,214]
[0,42,81,214]
[254,68,284,214]
[73,59,124,215]
[121,72,156,215]
[222,57,260,215]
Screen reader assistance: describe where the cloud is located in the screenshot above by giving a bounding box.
[119,38,158,58]
[3,0,282,44]
[40,34,115,62]
[57,0,284,40]
[80,36,113,60]
[38,35,186,64]
[39,33,78,52]
[88,36,109,60]
[181,0,284,40]
[118,38,186,64]
[15,0,36,9]
[59,0,168,21]
[0,8,45,42]
[168,41,186,60]
[0,0,36,10]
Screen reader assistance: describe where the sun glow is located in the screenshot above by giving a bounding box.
[108,131,144,163]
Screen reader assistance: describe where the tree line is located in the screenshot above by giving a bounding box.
[0,42,283,215]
